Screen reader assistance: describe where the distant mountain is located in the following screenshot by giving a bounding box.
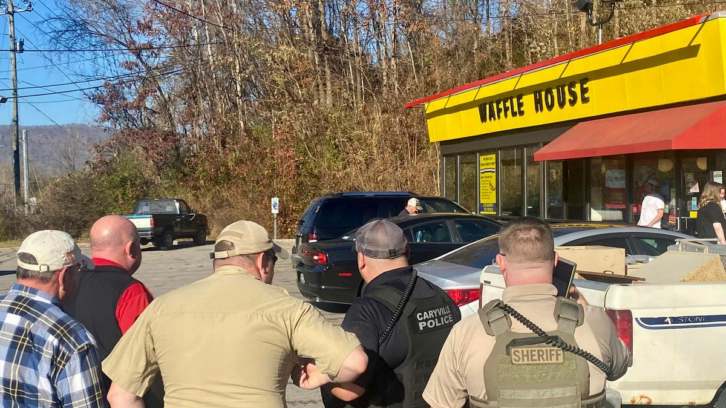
[0,124,110,175]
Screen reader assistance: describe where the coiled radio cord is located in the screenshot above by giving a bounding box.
[496,302,613,378]
[378,270,417,346]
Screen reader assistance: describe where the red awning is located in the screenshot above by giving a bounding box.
[534,100,726,162]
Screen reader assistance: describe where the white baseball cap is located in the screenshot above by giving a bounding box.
[407,198,423,210]
[17,230,94,272]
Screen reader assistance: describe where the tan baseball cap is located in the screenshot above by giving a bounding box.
[17,230,94,272]
[210,220,289,260]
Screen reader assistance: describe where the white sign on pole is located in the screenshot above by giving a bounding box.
[271,197,280,214]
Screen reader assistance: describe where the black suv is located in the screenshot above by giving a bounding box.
[292,192,469,263]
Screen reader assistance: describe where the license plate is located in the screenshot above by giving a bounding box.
[298,273,305,284]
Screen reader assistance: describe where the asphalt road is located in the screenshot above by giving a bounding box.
[0,239,344,407]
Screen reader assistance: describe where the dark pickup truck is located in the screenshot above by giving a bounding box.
[123,199,208,249]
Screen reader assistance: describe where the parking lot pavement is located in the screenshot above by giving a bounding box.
[0,239,344,407]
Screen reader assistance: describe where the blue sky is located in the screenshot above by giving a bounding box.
[0,0,100,126]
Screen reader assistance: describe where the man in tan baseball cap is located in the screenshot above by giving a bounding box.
[210,220,289,283]
[103,220,367,408]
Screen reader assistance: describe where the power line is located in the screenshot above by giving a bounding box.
[0,79,82,146]
[17,80,87,100]
[0,56,107,73]
[0,42,222,53]
[18,98,86,103]
[0,66,179,91]
[150,0,230,31]
[15,23,100,97]
[8,68,183,99]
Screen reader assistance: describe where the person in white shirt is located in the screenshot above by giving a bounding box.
[637,178,665,229]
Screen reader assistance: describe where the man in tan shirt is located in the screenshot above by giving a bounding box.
[423,217,631,408]
[103,220,368,407]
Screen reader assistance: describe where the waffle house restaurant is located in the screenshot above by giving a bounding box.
[406,12,726,234]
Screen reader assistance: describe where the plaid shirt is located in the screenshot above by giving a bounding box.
[0,284,107,407]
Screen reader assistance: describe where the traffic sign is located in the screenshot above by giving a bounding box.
[271,197,279,214]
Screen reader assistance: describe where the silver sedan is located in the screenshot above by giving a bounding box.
[416,225,693,317]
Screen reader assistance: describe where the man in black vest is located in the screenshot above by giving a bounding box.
[64,215,162,406]
[321,219,460,408]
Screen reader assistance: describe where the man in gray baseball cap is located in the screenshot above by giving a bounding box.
[322,219,460,408]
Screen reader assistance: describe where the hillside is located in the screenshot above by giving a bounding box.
[0,124,109,175]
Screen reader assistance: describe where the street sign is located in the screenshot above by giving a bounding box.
[271,197,279,214]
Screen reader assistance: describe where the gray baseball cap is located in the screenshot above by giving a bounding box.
[354,219,408,259]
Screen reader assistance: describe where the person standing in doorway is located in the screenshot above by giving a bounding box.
[637,178,665,229]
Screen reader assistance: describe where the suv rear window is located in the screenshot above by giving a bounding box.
[316,198,407,229]
[299,199,321,227]
[421,199,468,213]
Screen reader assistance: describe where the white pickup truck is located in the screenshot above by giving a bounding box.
[478,265,726,407]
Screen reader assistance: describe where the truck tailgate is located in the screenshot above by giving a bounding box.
[124,215,152,230]
[605,283,726,405]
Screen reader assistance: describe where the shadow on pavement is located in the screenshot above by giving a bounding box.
[313,303,351,314]
[0,271,15,277]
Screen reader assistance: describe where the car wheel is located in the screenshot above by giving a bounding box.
[193,227,207,245]
[161,229,174,250]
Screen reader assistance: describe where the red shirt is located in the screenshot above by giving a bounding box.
[92,258,154,334]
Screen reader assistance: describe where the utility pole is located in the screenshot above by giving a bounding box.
[0,0,31,209]
[22,129,27,213]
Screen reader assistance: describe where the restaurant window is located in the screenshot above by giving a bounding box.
[546,159,585,220]
[525,145,541,217]
[681,154,711,231]
[547,161,564,219]
[632,152,675,228]
[478,151,497,215]
[589,156,626,221]
[566,160,586,220]
[500,148,523,216]
[460,153,477,213]
[444,156,457,201]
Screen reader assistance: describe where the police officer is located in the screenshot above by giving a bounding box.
[322,219,460,408]
[423,217,631,408]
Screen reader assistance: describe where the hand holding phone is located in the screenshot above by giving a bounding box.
[568,286,589,307]
[552,257,577,298]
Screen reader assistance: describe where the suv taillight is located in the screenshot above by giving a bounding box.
[308,232,318,242]
[301,249,327,265]
[150,218,154,227]
[445,288,480,307]
[606,309,633,357]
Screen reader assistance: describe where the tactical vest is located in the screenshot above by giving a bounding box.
[470,299,606,408]
[355,278,458,408]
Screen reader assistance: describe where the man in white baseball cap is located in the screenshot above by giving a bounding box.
[399,198,424,216]
[0,230,105,407]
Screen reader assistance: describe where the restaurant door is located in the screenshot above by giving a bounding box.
[678,154,711,236]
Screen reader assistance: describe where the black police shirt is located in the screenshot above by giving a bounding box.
[321,266,460,406]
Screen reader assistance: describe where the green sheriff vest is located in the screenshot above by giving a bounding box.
[470,298,606,408]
